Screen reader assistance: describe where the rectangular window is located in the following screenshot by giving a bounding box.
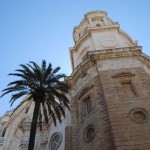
[122,82,136,97]
[84,97,92,115]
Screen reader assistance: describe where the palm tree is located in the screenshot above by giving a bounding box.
[1,60,70,150]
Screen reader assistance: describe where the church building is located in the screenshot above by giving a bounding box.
[1,11,150,150]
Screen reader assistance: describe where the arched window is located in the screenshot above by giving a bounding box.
[50,132,62,150]
[84,124,95,142]
[87,127,95,139]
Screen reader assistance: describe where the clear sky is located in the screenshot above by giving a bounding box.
[0,0,150,117]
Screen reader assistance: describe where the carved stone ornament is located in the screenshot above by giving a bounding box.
[112,72,135,78]
[73,28,80,42]
[112,72,135,82]
[130,108,149,124]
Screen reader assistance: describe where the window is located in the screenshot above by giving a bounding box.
[87,127,95,139]
[112,72,137,98]
[84,124,95,142]
[50,132,62,150]
[84,97,92,115]
[121,82,136,97]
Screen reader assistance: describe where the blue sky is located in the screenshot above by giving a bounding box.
[0,0,150,116]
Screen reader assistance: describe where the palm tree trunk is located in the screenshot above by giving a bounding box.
[28,100,40,150]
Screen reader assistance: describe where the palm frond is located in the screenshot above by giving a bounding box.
[47,103,56,126]
[52,66,60,74]
[43,63,52,82]
[42,102,49,123]
[55,74,66,79]
[54,107,62,123]
[29,61,42,82]
[42,60,46,72]
[10,98,32,118]
[58,105,66,118]
[9,91,28,106]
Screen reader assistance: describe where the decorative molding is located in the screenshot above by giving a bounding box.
[70,46,141,82]
[112,72,135,78]
[130,108,149,124]
[77,85,94,99]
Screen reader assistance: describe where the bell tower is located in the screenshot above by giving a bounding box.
[67,11,150,150]
[70,11,137,70]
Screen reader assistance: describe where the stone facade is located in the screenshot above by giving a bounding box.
[1,10,150,150]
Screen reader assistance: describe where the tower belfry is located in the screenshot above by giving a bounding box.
[70,11,137,70]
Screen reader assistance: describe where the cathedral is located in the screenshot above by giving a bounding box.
[1,10,150,150]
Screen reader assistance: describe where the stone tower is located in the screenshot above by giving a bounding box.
[66,11,150,150]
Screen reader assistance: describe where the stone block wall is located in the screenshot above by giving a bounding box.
[70,62,115,150]
[100,67,150,150]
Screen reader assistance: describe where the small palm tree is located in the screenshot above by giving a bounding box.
[1,60,70,150]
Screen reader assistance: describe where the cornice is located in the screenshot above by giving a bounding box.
[112,72,135,78]
[68,46,150,82]
[88,46,142,59]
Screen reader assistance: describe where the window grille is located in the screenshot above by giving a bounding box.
[84,97,92,115]
[50,133,62,150]
[87,127,95,139]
